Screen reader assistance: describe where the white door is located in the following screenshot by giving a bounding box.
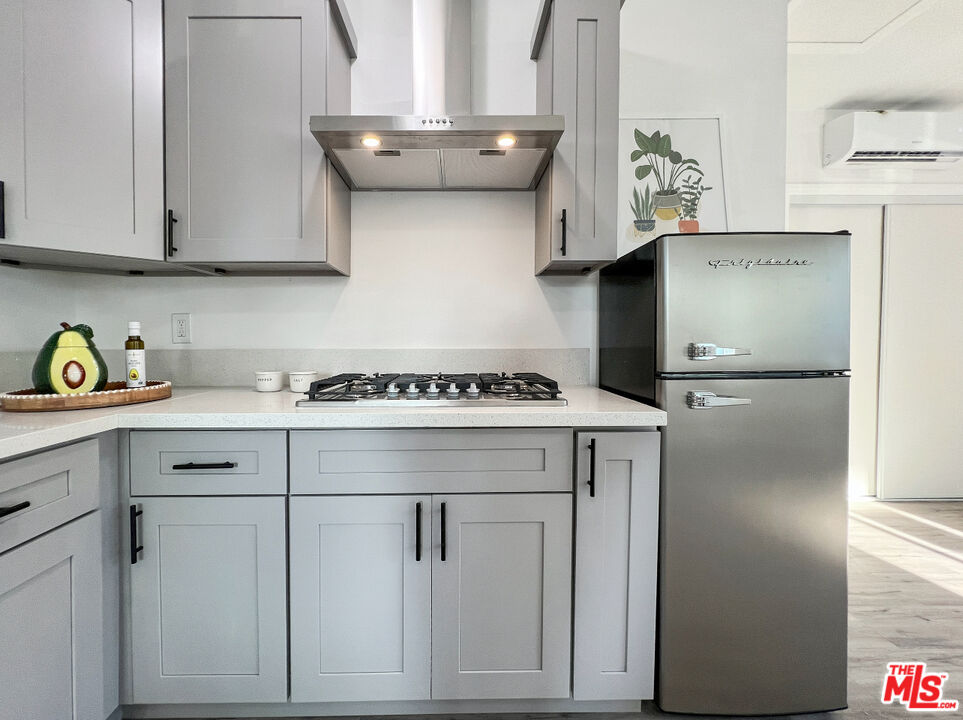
[0,513,103,720]
[573,431,659,700]
[431,493,572,699]
[289,495,431,702]
[877,204,963,498]
[164,0,331,263]
[0,0,163,259]
[129,497,287,703]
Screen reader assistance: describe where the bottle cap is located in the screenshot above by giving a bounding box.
[128,321,141,335]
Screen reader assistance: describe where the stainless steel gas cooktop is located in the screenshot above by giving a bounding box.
[295,372,567,408]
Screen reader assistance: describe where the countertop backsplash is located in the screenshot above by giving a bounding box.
[0,348,590,393]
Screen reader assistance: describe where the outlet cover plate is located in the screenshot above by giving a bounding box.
[172,313,192,344]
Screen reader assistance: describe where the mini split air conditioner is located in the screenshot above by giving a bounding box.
[822,111,963,167]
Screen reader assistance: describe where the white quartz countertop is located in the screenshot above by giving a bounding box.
[0,385,665,460]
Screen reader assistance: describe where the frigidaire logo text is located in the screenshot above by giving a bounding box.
[707,258,813,269]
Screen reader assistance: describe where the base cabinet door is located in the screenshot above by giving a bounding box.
[573,431,660,700]
[0,512,103,720]
[289,495,432,702]
[431,493,572,699]
[129,497,287,703]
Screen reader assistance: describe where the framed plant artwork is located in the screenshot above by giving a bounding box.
[617,116,729,255]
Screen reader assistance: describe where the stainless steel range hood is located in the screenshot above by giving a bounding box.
[309,0,563,191]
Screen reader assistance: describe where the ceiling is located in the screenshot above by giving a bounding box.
[787,0,963,110]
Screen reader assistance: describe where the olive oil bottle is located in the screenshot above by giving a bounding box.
[125,321,146,388]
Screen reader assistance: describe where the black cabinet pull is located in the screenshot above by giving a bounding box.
[0,500,29,519]
[415,501,422,562]
[440,501,447,562]
[167,209,178,257]
[0,180,6,239]
[129,505,144,565]
[587,438,596,498]
[560,208,567,256]
[170,461,237,470]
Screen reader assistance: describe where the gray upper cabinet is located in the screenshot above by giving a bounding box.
[532,0,620,275]
[164,0,354,274]
[0,0,173,273]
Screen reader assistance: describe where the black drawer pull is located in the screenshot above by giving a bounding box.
[0,500,30,519]
[587,438,596,498]
[171,461,238,470]
[415,501,422,562]
[130,504,144,565]
[440,501,447,562]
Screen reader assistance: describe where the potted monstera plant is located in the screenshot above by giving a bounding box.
[629,185,656,234]
[677,174,712,233]
[631,130,702,220]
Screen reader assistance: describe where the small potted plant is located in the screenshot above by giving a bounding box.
[677,174,712,233]
[629,185,656,235]
[631,129,703,220]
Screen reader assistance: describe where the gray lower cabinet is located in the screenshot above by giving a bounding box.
[289,495,432,702]
[431,493,573,700]
[289,492,573,702]
[573,431,660,700]
[164,0,353,273]
[0,511,103,720]
[0,0,173,273]
[128,496,287,703]
[533,0,620,275]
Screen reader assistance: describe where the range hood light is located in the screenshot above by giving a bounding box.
[361,135,382,148]
[497,135,517,148]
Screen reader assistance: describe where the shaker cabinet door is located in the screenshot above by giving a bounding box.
[0,512,103,720]
[431,493,572,699]
[534,0,619,273]
[289,495,432,702]
[129,496,287,703]
[0,0,164,259]
[573,431,660,700]
[164,0,348,268]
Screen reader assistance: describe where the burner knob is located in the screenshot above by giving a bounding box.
[447,383,460,399]
[406,383,420,399]
[426,382,440,399]
[386,382,400,398]
[466,382,481,399]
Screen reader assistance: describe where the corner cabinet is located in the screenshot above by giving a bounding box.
[164,0,354,274]
[0,0,175,274]
[573,431,660,700]
[533,0,620,275]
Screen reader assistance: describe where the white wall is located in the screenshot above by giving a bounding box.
[0,0,789,384]
[620,0,788,232]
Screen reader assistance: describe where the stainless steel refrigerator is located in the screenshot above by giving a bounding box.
[599,232,850,715]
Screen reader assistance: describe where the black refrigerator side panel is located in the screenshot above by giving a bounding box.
[599,241,657,404]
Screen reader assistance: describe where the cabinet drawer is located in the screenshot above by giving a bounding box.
[0,439,99,554]
[290,429,573,494]
[130,431,287,496]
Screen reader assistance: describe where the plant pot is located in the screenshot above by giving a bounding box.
[633,219,656,234]
[653,190,681,220]
[678,219,700,233]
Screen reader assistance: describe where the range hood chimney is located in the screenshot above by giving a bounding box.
[310,0,563,191]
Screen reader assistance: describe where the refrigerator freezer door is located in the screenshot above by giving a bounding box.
[658,233,850,372]
[657,376,849,715]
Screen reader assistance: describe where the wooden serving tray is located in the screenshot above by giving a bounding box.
[0,381,172,412]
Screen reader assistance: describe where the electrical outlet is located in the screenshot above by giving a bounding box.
[171,313,192,344]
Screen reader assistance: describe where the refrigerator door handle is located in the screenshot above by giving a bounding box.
[686,391,752,409]
[687,342,752,360]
